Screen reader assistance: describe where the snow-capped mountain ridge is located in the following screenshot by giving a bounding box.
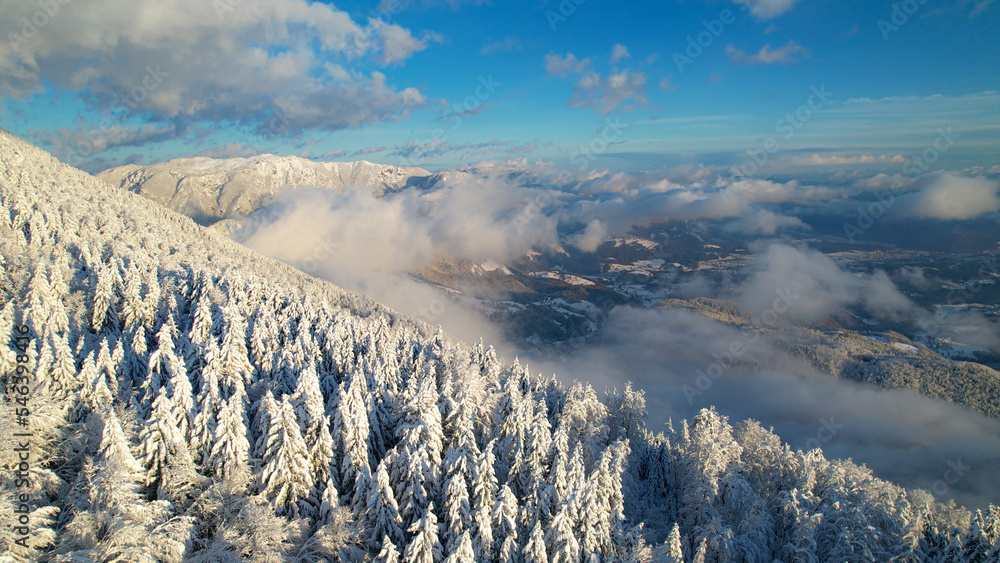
[97,153,432,225]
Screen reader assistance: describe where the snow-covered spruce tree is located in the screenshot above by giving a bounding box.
[442,530,475,563]
[402,501,443,563]
[290,363,335,488]
[249,311,277,377]
[361,461,404,550]
[90,260,118,334]
[336,370,372,499]
[190,337,223,463]
[375,536,402,563]
[88,408,193,562]
[165,345,194,442]
[42,333,79,404]
[258,397,314,518]
[491,483,519,560]
[143,319,178,415]
[94,339,121,407]
[442,468,472,554]
[138,386,186,490]
[78,351,112,413]
[25,263,56,340]
[662,522,686,563]
[388,371,445,530]
[208,391,251,481]
[218,302,253,399]
[523,524,547,563]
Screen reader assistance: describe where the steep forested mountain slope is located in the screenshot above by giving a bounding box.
[1,128,998,561]
[97,155,431,225]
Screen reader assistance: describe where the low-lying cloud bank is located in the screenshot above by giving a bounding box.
[235,176,561,356]
[737,244,914,324]
[238,176,560,279]
[898,173,1000,220]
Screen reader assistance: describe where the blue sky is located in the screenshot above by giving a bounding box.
[1,0,998,174]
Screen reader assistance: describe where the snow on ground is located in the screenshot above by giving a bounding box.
[611,236,660,249]
[477,259,512,275]
[531,271,595,286]
[607,259,667,274]
[866,335,920,354]
[914,333,989,359]
[892,342,919,353]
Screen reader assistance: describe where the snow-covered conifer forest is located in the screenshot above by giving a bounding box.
[0,128,998,562]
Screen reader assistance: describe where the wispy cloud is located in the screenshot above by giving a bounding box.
[387,138,541,161]
[352,145,391,157]
[609,44,631,64]
[959,0,996,16]
[841,25,860,39]
[378,0,489,10]
[568,69,649,116]
[726,42,809,65]
[546,52,649,116]
[196,142,263,159]
[544,52,590,77]
[732,0,800,20]
[33,123,182,158]
[790,153,905,166]
[481,36,522,55]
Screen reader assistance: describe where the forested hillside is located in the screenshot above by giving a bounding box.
[1,128,998,561]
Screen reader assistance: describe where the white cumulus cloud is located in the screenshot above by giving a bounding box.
[0,0,429,137]
[897,173,1000,220]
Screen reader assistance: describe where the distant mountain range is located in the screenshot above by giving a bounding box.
[98,155,433,225]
